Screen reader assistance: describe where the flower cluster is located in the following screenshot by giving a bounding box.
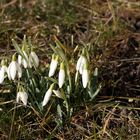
[0,46,39,106]
[42,49,90,107]
[1,40,92,108]
[18,47,39,69]
[42,54,66,107]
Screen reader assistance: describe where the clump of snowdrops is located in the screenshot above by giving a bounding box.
[0,36,101,119]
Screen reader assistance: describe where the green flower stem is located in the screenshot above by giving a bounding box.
[26,68,40,110]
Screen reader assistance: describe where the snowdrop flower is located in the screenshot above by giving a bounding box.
[82,63,89,88]
[18,55,22,65]
[29,50,39,68]
[42,84,54,107]
[49,54,58,77]
[58,62,65,88]
[0,68,5,84]
[0,60,8,84]
[22,51,28,68]
[16,91,28,106]
[76,55,87,75]
[8,54,22,80]
[18,46,29,68]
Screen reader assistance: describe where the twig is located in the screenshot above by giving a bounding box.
[110,57,140,63]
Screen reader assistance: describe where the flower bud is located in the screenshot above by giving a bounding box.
[42,84,54,107]
[16,91,28,106]
[8,54,22,80]
[0,60,8,84]
[58,62,65,88]
[49,54,58,77]
[82,63,89,88]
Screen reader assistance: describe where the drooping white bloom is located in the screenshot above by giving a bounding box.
[1,65,8,73]
[22,51,28,68]
[16,63,22,78]
[76,55,87,74]
[0,60,8,84]
[16,91,28,106]
[18,51,29,68]
[76,55,83,71]
[0,68,5,84]
[58,62,65,88]
[49,55,58,77]
[82,63,89,88]
[8,54,22,80]
[29,51,39,68]
[42,84,54,107]
[18,55,22,65]
[53,90,64,99]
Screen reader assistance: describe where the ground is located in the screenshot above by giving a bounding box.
[0,0,140,139]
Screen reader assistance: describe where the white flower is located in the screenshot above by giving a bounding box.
[0,64,8,84]
[49,55,58,77]
[58,62,65,88]
[82,64,89,88]
[0,68,5,84]
[53,90,64,99]
[42,84,54,107]
[0,60,8,83]
[16,91,28,106]
[18,55,22,65]
[29,51,39,68]
[76,55,83,71]
[18,51,29,68]
[8,55,22,80]
[76,55,87,74]
[22,51,28,68]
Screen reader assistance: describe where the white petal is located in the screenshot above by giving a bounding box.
[82,69,89,88]
[7,66,11,80]
[18,55,22,65]
[23,51,29,68]
[28,56,33,68]
[76,56,87,74]
[79,64,84,74]
[0,69,5,84]
[22,59,28,68]
[58,69,65,88]
[31,52,39,67]
[17,92,28,106]
[49,60,58,77]
[42,89,52,107]
[16,63,22,78]
[76,56,82,71]
[2,65,8,74]
[9,61,17,80]
[16,92,20,103]
[80,56,87,74]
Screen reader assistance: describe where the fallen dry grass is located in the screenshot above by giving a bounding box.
[0,0,140,139]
